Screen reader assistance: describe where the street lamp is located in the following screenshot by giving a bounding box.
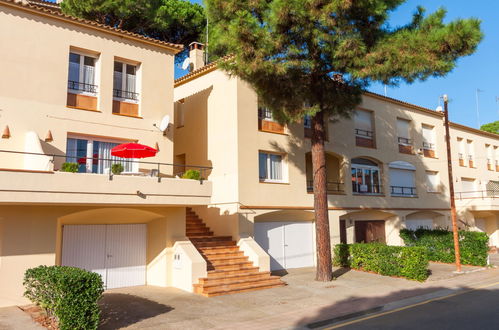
[442,94,462,273]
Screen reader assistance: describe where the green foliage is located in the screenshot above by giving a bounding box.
[182,169,201,180]
[111,163,124,175]
[333,243,429,281]
[480,121,499,134]
[61,0,205,56]
[206,0,482,123]
[61,162,79,173]
[24,266,104,330]
[400,228,489,266]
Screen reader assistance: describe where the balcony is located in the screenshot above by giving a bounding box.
[458,153,465,166]
[422,142,435,158]
[67,80,98,111]
[468,155,474,168]
[307,181,345,194]
[390,186,417,197]
[397,137,413,155]
[355,129,375,148]
[455,190,499,211]
[113,89,140,117]
[0,150,212,206]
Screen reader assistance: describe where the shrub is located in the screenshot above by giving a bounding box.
[400,228,489,266]
[182,169,201,180]
[61,162,79,173]
[24,266,104,330]
[111,163,124,175]
[333,243,429,281]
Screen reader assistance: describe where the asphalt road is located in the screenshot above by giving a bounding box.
[328,282,499,330]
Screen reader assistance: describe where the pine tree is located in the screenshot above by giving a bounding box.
[206,0,483,281]
[481,121,499,134]
[60,0,205,58]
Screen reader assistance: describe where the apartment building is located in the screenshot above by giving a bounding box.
[0,0,216,306]
[450,123,499,248]
[174,44,460,272]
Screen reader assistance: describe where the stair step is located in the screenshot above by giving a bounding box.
[207,267,260,277]
[201,251,244,259]
[190,236,232,242]
[197,281,286,297]
[208,261,254,271]
[199,272,273,285]
[187,231,214,236]
[199,246,240,254]
[192,241,237,248]
[207,256,249,265]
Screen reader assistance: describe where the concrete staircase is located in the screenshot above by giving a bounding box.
[186,208,285,297]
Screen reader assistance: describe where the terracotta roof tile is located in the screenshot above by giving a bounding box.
[1,0,183,53]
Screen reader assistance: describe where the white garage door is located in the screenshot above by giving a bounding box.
[255,222,315,271]
[62,224,146,289]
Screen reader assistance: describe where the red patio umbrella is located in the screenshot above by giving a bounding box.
[111,143,158,159]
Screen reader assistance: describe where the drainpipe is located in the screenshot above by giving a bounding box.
[443,94,462,272]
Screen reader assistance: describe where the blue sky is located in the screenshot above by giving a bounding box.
[184,0,499,128]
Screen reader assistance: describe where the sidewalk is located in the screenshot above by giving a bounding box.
[1,263,497,330]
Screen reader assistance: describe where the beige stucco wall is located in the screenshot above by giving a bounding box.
[0,205,187,307]
[0,5,176,173]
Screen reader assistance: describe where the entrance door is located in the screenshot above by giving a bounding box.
[255,222,315,271]
[62,224,146,289]
[355,221,386,243]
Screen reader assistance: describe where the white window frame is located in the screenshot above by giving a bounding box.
[68,51,99,96]
[113,61,140,104]
[351,163,382,194]
[259,151,287,183]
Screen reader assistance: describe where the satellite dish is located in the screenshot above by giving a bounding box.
[159,115,170,132]
[181,57,192,71]
[436,106,443,112]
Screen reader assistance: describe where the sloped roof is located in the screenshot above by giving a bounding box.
[0,0,183,53]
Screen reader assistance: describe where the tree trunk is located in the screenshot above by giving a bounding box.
[311,110,333,281]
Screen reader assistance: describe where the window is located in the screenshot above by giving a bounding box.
[259,152,284,182]
[388,161,416,196]
[303,115,312,129]
[113,61,139,102]
[397,118,412,154]
[351,158,381,194]
[486,144,493,170]
[258,106,274,121]
[68,52,97,94]
[66,137,137,174]
[457,138,465,166]
[176,101,185,128]
[460,178,477,198]
[258,105,285,133]
[422,124,435,157]
[426,171,439,192]
[466,140,474,166]
[495,146,499,171]
[354,110,375,148]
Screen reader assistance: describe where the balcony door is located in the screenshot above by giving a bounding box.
[351,158,381,194]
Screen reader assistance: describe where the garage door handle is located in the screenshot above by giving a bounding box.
[107,254,113,258]
[284,244,288,247]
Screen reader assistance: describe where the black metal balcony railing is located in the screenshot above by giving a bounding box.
[397,137,412,145]
[352,182,383,194]
[422,142,435,150]
[458,153,464,159]
[67,80,98,94]
[455,190,499,200]
[355,128,374,139]
[0,149,212,182]
[468,155,474,160]
[113,89,139,101]
[390,186,417,196]
[307,181,345,194]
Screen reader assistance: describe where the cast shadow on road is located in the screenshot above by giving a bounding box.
[98,293,173,330]
[294,284,497,329]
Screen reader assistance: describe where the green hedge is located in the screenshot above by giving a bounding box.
[400,228,489,266]
[24,266,104,330]
[333,243,429,281]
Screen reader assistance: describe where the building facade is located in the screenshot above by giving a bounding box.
[174,46,498,271]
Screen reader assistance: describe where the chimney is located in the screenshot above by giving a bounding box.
[189,42,205,71]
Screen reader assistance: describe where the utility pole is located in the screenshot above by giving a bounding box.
[443,94,462,273]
